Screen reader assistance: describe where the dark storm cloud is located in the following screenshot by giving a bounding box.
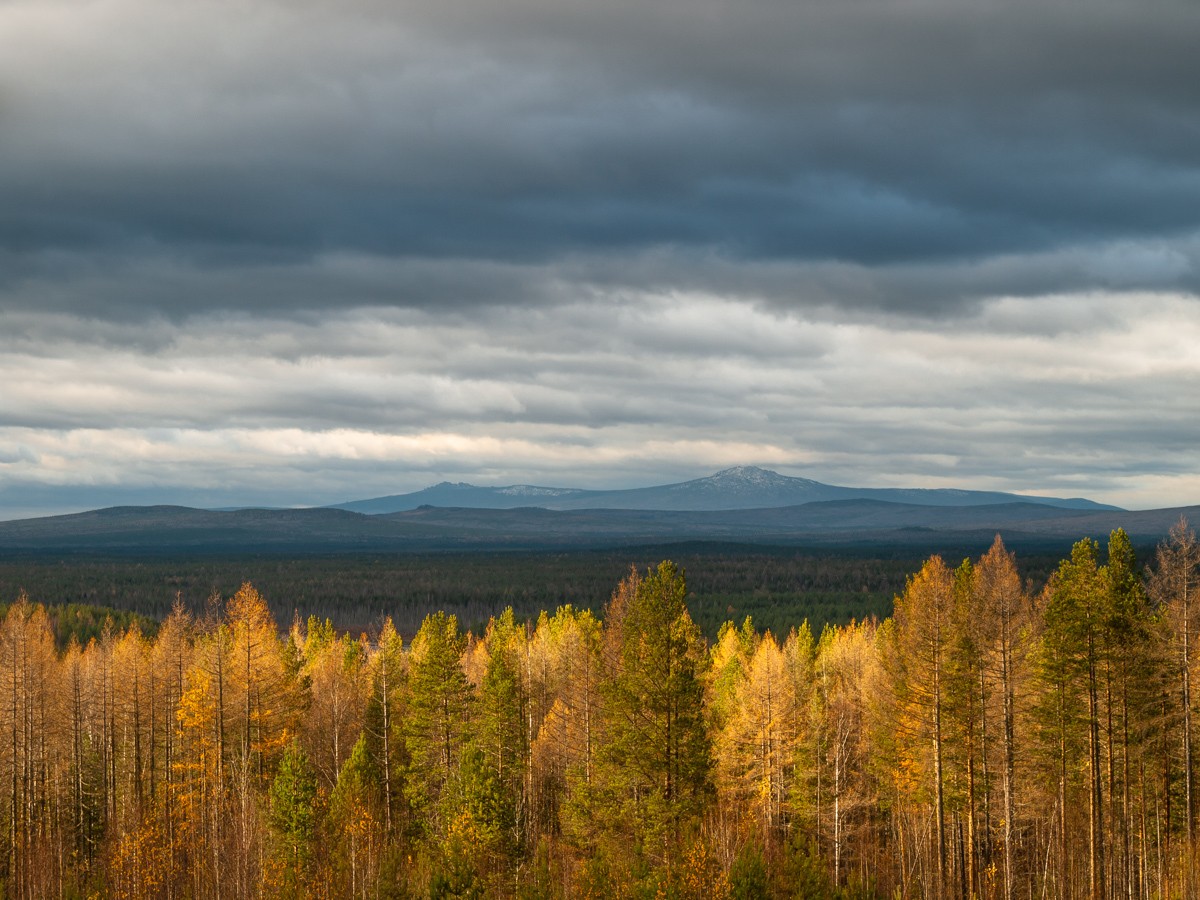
[1,0,1197,319]
[2,0,1199,517]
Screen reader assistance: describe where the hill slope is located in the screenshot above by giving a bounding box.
[0,498,1187,556]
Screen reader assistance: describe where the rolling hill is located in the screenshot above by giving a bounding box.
[0,498,1190,556]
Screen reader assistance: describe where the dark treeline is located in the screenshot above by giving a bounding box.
[1,524,1196,898]
[0,545,950,638]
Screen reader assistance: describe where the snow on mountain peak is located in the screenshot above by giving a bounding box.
[712,465,778,481]
[708,466,815,487]
[495,485,578,497]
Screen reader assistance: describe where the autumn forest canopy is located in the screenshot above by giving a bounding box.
[2,522,1200,899]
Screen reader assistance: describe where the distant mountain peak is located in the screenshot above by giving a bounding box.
[698,466,824,490]
[709,465,804,483]
[712,465,774,478]
[329,466,1120,514]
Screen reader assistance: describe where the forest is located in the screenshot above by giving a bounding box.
[0,522,1198,899]
[0,545,933,641]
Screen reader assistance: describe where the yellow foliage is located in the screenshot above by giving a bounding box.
[107,818,174,900]
[678,840,729,900]
[177,666,215,731]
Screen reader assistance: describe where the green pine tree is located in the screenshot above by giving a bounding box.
[269,740,321,893]
[403,611,473,837]
[1037,538,1106,899]
[594,561,713,870]
[362,617,407,835]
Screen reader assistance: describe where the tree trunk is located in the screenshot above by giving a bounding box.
[1002,628,1016,900]
[1088,643,1105,900]
[935,643,947,898]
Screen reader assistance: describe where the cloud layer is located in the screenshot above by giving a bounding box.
[1,0,1198,516]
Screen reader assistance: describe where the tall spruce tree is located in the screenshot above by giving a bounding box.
[362,617,406,835]
[269,741,320,894]
[597,561,712,867]
[1040,538,1107,900]
[466,609,527,869]
[1102,528,1157,899]
[403,611,473,837]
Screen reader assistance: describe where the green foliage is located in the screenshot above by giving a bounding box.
[428,857,485,900]
[728,842,770,899]
[516,837,561,900]
[404,611,474,835]
[1043,538,1104,664]
[362,616,408,834]
[469,616,526,857]
[595,562,713,863]
[0,545,948,640]
[331,733,382,819]
[447,747,517,859]
[1035,538,1103,772]
[375,848,418,899]
[270,740,322,887]
[779,837,837,899]
[305,615,337,654]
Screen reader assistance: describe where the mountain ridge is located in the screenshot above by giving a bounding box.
[0,497,1189,556]
[330,465,1121,514]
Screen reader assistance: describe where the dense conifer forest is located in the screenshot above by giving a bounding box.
[1,523,1197,898]
[0,544,1069,640]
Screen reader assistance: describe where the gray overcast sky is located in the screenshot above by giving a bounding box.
[2,0,1198,518]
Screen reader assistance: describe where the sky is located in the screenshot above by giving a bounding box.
[1,0,1199,519]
